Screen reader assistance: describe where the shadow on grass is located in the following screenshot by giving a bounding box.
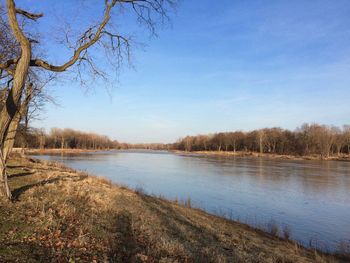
[8,171,34,179]
[141,194,217,241]
[137,194,236,261]
[0,239,99,262]
[0,241,55,262]
[11,175,88,200]
[108,210,139,262]
[6,165,26,169]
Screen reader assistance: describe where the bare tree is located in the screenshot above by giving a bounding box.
[256,130,265,154]
[227,131,244,153]
[309,124,335,158]
[0,0,175,199]
[343,125,350,155]
[332,126,344,156]
[212,133,225,151]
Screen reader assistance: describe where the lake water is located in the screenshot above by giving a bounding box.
[34,150,350,251]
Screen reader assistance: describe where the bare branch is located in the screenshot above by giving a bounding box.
[28,2,116,72]
[0,58,18,70]
[15,8,43,21]
[26,0,173,73]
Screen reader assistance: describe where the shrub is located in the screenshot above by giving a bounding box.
[267,219,279,237]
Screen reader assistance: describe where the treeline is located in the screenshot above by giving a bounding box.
[118,143,170,151]
[172,124,350,158]
[15,127,119,150]
[14,123,350,158]
[14,126,170,151]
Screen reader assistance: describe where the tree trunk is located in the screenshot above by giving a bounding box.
[259,136,263,154]
[0,0,32,200]
[0,83,33,200]
[3,116,20,161]
[61,137,65,150]
[0,151,12,199]
[3,85,31,161]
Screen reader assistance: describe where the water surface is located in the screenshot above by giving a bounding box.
[34,150,350,251]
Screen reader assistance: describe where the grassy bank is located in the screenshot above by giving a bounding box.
[173,150,350,162]
[19,148,108,155]
[0,156,347,262]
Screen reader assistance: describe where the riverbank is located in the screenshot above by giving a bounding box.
[173,150,350,162]
[18,148,110,155]
[16,148,350,162]
[0,156,348,262]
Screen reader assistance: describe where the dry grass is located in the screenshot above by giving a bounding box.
[283,225,292,240]
[0,156,347,262]
[23,148,106,155]
[174,150,350,162]
[267,220,279,237]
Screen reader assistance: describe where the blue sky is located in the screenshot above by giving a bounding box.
[26,0,350,143]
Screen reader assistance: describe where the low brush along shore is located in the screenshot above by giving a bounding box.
[0,156,348,262]
[19,148,106,155]
[19,148,350,161]
[173,150,350,162]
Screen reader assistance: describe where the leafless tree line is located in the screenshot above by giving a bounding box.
[53,123,349,158]
[117,142,170,150]
[173,124,350,158]
[14,127,171,151]
[15,127,119,150]
[16,123,350,159]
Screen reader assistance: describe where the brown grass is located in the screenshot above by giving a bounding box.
[22,148,108,155]
[173,150,350,162]
[0,156,347,262]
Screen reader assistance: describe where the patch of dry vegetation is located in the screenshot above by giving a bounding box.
[175,150,350,162]
[0,157,347,262]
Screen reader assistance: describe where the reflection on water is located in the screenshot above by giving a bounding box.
[34,150,350,251]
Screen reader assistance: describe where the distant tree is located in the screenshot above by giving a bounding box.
[312,125,335,158]
[297,124,317,155]
[332,126,344,156]
[196,135,210,151]
[281,130,298,155]
[211,133,226,151]
[256,130,265,154]
[343,125,350,154]
[227,131,244,152]
[263,128,282,153]
[184,136,194,152]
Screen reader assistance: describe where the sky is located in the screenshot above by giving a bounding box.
[23,0,350,143]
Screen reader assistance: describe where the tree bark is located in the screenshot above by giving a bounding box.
[0,150,12,199]
[0,0,32,200]
[3,84,33,162]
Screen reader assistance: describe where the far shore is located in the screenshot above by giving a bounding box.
[14,148,112,155]
[171,150,350,162]
[14,148,350,162]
